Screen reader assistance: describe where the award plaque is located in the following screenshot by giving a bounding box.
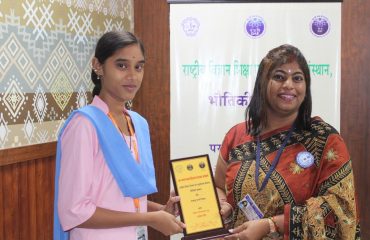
[170,154,229,240]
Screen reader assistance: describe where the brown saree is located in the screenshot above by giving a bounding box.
[220,117,361,239]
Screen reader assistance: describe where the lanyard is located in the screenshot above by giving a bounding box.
[108,112,141,212]
[108,112,139,160]
[123,114,139,161]
[255,126,294,192]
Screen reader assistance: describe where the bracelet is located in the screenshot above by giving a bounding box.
[221,201,234,224]
[271,216,280,233]
[267,217,277,233]
[224,213,233,224]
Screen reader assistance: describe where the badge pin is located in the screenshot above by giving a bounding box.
[296,151,314,168]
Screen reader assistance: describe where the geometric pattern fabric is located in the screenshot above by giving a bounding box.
[0,0,133,149]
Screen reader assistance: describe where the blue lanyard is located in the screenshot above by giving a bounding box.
[255,126,294,192]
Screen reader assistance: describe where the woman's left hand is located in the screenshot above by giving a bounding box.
[162,191,180,216]
[225,219,270,240]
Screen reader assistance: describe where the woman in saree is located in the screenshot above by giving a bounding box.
[215,44,361,240]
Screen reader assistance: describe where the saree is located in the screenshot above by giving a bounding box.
[220,117,361,239]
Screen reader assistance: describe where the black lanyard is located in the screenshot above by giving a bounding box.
[255,126,294,192]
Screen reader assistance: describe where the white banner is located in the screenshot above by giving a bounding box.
[170,3,340,170]
[170,2,340,239]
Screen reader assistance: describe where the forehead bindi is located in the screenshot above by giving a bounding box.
[275,62,303,74]
[112,45,144,61]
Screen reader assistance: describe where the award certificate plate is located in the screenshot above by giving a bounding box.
[170,154,229,240]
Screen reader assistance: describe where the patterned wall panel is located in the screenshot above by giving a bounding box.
[0,0,134,149]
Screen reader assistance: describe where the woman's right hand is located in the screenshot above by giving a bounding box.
[225,218,270,240]
[148,210,185,236]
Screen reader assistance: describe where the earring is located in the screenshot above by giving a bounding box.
[93,68,100,80]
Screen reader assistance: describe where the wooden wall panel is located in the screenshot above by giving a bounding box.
[134,0,171,239]
[0,142,56,167]
[0,156,55,240]
[2,164,20,240]
[342,0,370,239]
[0,166,3,240]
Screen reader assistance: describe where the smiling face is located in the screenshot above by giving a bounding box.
[93,44,145,104]
[246,44,312,135]
[266,61,306,120]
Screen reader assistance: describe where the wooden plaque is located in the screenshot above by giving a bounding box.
[170,154,229,240]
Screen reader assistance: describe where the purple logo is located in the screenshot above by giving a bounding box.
[181,17,200,37]
[310,15,330,37]
[245,16,265,38]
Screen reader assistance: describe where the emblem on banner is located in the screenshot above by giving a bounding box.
[310,15,330,37]
[244,15,265,38]
[181,17,200,37]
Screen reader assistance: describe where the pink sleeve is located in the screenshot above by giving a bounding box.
[58,114,98,231]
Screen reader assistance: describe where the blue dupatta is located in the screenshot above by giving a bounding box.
[53,105,157,240]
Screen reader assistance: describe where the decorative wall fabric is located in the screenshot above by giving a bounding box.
[0,0,133,149]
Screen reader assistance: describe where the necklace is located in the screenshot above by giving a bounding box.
[255,125,295,192]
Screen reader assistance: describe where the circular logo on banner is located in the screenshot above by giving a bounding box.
[181,17,200,37]
[310,15,330,37]
[245,16,266,38]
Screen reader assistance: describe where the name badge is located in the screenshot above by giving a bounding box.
[136,226,147,240]
[296,151,314,169]
[238,194,263,220]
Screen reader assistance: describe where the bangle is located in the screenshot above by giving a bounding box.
[221,201,234,224]
[224,213,233,224]
[271,216,280,233]
[267,217,277,233]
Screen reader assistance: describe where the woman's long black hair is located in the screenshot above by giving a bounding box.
[246,44,312,136]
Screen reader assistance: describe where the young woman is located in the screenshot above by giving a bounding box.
[54,31,185,240]
[215,44,360,240]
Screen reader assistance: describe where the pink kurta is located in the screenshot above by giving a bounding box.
[58,96,147,240]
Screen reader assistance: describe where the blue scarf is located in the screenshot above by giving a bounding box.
[53,105,157,240]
